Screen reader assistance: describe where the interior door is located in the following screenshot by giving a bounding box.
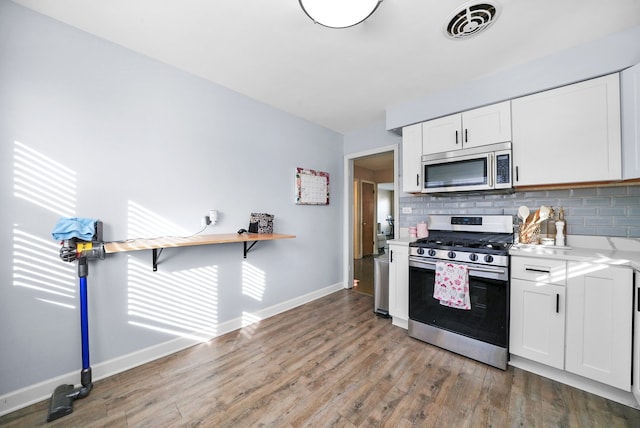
[361,181,375,256]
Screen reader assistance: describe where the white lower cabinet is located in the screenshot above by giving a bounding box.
[633,272,640,404]
[565,263,632,391]
[510,278,565,369]
[510,256,634,391]
[510,256,566,369]
[388,242,409,329]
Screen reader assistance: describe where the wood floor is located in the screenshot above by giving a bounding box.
[3,289,640,427]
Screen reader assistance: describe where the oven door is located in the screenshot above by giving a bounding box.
[408,257,509,347]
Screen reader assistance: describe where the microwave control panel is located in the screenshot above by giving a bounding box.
[495,153,511,184]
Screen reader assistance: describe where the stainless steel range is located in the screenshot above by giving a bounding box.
[408,215,514,370]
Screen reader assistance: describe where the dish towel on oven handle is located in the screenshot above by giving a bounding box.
[433,261,471,310]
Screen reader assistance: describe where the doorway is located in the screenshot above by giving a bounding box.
[350,150,396,296]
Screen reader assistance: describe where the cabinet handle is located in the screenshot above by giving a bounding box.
[556,294,560,313]
[516,166,519,182]
[525,266,551,273]
[465,128,468,143]
[637,287,639,312]
[390,250,393,263]
[416,174,419,186]
[455,130,459,145]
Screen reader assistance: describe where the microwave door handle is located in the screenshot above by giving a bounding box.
[487,154,494,188]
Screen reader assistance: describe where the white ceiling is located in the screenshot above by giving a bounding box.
[11,0,640,134]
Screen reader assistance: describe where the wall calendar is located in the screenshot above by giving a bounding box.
[295,167,329,205]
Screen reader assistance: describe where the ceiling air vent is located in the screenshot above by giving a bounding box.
[445,1,501,40]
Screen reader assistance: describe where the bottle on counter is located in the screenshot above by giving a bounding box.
[417,221,428,239]
[546,207,557,241]
[555,208,566,246]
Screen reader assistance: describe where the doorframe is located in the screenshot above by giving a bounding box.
[343,144,399,289]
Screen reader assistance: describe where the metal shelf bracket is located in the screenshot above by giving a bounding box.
[151,241,260,270]
[244,241,258,258]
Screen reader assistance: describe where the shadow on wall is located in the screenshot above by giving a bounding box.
[11,141,271,349]
[12,141,78,308]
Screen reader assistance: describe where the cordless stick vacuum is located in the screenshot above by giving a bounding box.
[47,224,104,422]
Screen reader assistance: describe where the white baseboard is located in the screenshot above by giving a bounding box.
[509,355,640,409]
[0,282,345,417]
[391,317,408,330]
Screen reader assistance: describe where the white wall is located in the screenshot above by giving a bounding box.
[343,120,401,156]
[0,1,344,410]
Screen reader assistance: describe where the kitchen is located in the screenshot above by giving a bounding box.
[385,65,640,409]
[2,0,640,425]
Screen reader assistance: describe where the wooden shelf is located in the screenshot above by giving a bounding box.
[103,233,295,271]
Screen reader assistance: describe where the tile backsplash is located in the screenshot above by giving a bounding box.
[400,185,640,238]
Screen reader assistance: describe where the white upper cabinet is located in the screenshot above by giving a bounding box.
[401,123,422,193]
[422,113,462,154]
[461,101,512,149]
[422,101,511,155]
[512,74,622,186]
[622,63,640,179]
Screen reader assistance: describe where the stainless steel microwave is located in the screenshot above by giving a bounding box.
[421,142,512,193]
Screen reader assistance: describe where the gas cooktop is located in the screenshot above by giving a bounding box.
[408,215,514,266]
[412,233,513,255]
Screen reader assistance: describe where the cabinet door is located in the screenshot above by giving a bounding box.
[565,263,632,391]
[509,278,565,369]
[512,74,621,186]
[422,113,462,155]
[633,272,640,404]
[622,63,640,179]
[401,123,422,193]
[461,101,511,149]
[388,243,409,329]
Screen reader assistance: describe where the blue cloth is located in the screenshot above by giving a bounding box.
[51,217,98,241]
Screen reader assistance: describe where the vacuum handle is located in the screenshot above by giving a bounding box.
[78,256,88,278]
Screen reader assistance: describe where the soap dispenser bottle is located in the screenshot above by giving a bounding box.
[546,207,556,240]
[555,208,566,246]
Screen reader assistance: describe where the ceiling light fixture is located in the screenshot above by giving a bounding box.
[299,0,383,29]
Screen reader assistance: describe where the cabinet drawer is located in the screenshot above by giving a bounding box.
[511,257,566,285]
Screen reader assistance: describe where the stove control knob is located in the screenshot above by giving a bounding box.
[417,247,425,255]
[447,251,456,259]
[469,253,478,262]
[428,249,437,257]
[484,255,494,263]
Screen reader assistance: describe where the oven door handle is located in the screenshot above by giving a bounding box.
[409,258,506,275]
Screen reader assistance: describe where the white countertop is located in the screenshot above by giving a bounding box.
[386,237,416,246]
[510,235,640,270]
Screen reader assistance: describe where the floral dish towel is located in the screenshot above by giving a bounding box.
[433,261,471,310]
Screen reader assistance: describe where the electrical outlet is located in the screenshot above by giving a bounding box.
[209,210,218,225]
[402,207,412,214]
